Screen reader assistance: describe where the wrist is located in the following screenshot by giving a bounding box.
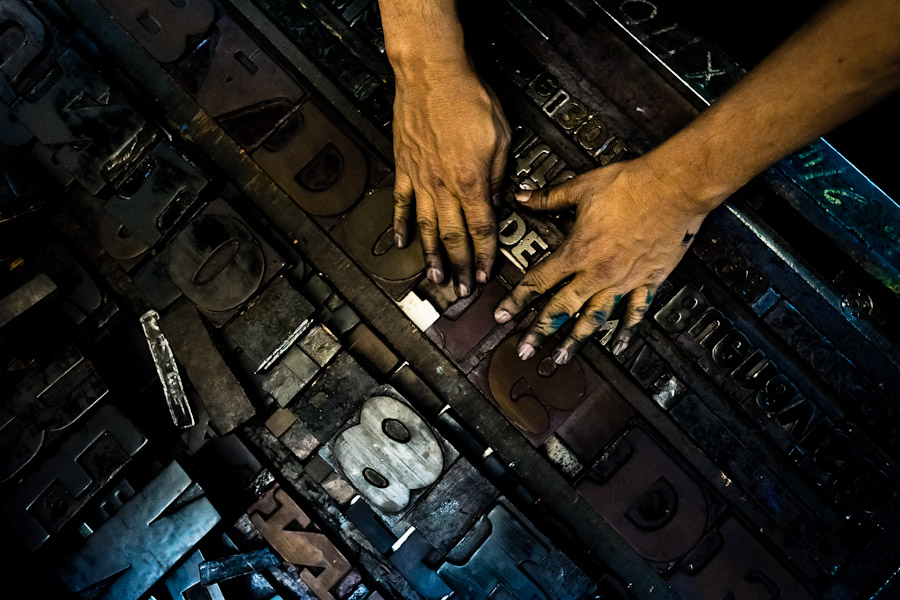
[639,139,734,217]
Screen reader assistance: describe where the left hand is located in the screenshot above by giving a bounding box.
[493,157,713,363]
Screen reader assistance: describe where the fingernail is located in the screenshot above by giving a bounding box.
[394,233,404,249]
[552,347,570,365]
[518,343,535,361]
[515,189,532,203]
[612,340,628,356]
[427,267,443,283]
[476,269,488,284]
[494,309,511,324]
[457,283,470,298]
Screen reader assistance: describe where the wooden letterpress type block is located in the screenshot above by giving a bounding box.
[97,0,215,64]
[670,517,815,600]
[331,184,424,300]
[577,425,724,570]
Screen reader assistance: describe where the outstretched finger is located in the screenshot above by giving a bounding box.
[462,183,497,284]
[551,290,623,364]
[515,176,584,212]
[393,168,414,248]
[435,188,474,297]
[493,252,571,324]
[516,280,593,361]
[610,285,656,356]
[416,191,444,284]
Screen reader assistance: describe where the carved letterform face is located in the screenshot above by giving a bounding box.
[334,395,443,513]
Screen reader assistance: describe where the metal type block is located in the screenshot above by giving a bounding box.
[263,354,315,406]
[3,404,145,550]
[513,142,565,191]
[105,143,208,247]
[0,345,108,481]
[322,471,356,505]
[243,0,384,102]
[172,15,307,120]
[437,501,595,600]
[224,276,315,373]
[58,461,221,599]
[480,330,592,443]
[252,101,369,217]
[426,280,510,368]
[542,434,584,478]
[12,50,149,193]
[404,457,498,555]
[669,517,814,600]
[346,324,400,376]
[334,569,363,600]
[141,309,195,428]
[671,394,847,572]
[168,550,226,600]
[161,301,255,434]
[654,283,709,333]
[199,548,280,586]
[0,272,56,328]
[388,529,452,599]
[249,485,352,600]
[333,394,444,513]
[345,497,394,554]
[555,381,635,462]
[97,0,215,64]
[297,325,341,367]
[577,426,721,567]
[91,477,136,525]
[497,210,553,271]
[267,407,298,438]
[281,419,320,460]
[331,185,424,300]
[288,352,375,442]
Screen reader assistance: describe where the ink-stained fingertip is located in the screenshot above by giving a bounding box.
[515,189,533,203]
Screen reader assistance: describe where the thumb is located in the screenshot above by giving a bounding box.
[515,177,582,212]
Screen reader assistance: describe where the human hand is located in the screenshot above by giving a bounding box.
[391,65,510,297]
[493,158,714,363]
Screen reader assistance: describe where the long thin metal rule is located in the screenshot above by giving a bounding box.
[139,309,195,429]
[51,0,678,595]
[592,0,900,297]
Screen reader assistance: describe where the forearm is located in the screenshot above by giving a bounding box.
[379,0,470,80]
[646,0,900,214]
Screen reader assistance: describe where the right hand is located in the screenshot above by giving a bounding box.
[391,63,510,297]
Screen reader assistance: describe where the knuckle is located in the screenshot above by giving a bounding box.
[417,219,438,238]
[440,228,468,248]
[428,173,446,189]
[470,221,497,241]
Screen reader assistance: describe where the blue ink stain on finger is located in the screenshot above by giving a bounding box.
[549,312,571,330]
[592,310,608,325]
[646,288,655,303]
[612,294,623,307]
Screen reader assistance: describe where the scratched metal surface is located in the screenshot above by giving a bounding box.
[0,0,898,599]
